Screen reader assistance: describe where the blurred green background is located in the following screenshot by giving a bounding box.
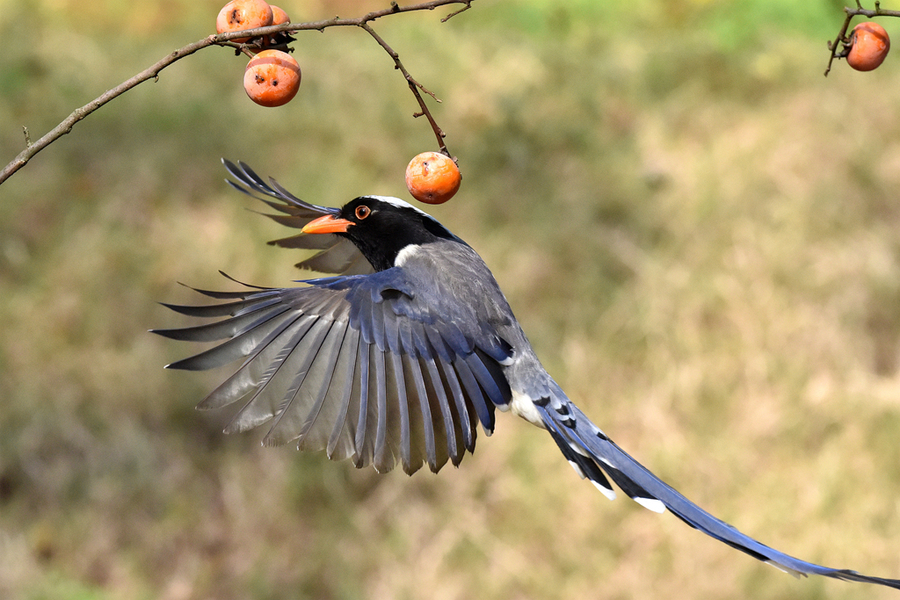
[3,0,900,598]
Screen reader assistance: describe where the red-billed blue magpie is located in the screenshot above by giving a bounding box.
[153,159,900,590]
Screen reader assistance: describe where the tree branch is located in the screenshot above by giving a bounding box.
[359,22,450,156]
[0,0,472,186]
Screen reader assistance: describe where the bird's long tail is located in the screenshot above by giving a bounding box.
[532,393,900,589]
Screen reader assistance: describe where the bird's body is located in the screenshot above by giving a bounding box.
[154,160,900,590]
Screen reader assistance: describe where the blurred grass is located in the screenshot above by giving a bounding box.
[3,0,900,598]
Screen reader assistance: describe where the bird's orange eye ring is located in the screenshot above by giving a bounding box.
[355,206,371,220]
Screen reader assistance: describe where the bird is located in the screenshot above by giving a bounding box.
[154,159,900,590]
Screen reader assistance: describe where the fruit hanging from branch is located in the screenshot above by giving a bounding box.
[847,21,890,71]
[216,0,274,43]
[243,49,301,107]
[405,151,462,204]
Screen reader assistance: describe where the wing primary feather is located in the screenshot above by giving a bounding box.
[254,197,322,218]
[326,326,361,460]
[296,241,360,274]
[230,296,283,319]
[164,310,291,371]
[260,319,337,446]
[421,355,459,469]
[267,178,340,215]
[258,206,329,224]
[222,384,277,434]
[221,158,244,181]
[268,232,341,250]
[197,312,311,410]
[463,352,511,408]
[157,298,257,319]
[222,158,260,191]
[371,348,392,472]
[225,178,264,202]
[216,271,276,291]
[223,158,340,215]
[352,339,372,468]
[181,285,278,301]
[235,161,277,194]
[292,322,350,449]
[221,315,319,433]
[452,357,494,434]
[345,253,374,275]
[405,355,436,472]
[435,357,475,453]
[153,303,289,342]
[389,352,415,474]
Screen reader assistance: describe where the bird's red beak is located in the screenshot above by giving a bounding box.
[301,214,353,234]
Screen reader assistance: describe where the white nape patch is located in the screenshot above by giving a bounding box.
[510,390,544,427]
[367,195,429,216]
[394,243,420,267]
[568,460,586,479]
[591,480,617,501]
[634,497,666,514]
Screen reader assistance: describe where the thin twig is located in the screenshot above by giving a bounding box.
[0,0,471,186]
[442,1,472,22]
[359,22,450,156]
[826,2,900,76]
[825,10,856,76]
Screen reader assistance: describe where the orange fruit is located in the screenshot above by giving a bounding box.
[847,21,890,71]
[405,152,462,205]
[216,0,274,43]
[254,4,291,52]
[270,5,290,26]
[243,49,301,107]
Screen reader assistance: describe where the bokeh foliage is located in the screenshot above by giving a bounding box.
[2,0,900,598]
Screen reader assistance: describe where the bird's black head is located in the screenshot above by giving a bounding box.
[302,196,459,272]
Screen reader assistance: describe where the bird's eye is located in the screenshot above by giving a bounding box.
[355,206,371,220]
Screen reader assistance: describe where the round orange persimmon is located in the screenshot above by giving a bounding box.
[243,50,301,107]
[847,21,890,71]
[270,5,290,26]
[256,4,291,51]
[405,152,462,205]
[216,0,274,43]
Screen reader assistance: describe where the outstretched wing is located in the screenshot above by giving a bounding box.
[222,159,373,276]
[533,391,900,590]
[153,269,512,475]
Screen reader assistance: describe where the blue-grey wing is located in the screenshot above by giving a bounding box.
[222,159,373,276]
[153,269,512,475]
